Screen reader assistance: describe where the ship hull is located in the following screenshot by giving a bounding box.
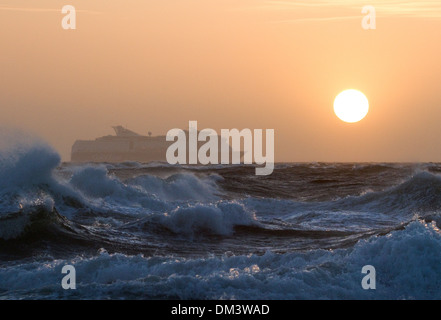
[71,150,168,163]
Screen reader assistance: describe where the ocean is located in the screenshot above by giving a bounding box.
[1,142,441,299]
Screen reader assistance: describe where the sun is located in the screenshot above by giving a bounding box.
[334,89,369,123]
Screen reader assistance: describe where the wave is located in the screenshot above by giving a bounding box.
[67,166,224,215]
[145,201,258,236]
[245,171,441,226]
[3,134,441,243]
[1,221,440,299]
[0,140,60,191]
[332,171,441,219]
[0,202,96,254]
[0,141,221,216]
[68,165,167,214]
[127,173,222,202]
[0,140,252,242]
[3,135,441,218]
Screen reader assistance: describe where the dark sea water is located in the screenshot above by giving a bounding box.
[1,142,441,299]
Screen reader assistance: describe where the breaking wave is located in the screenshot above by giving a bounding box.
[1,221,440,299]
[3,133,441,299]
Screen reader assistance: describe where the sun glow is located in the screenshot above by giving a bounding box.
[334,90,369,123]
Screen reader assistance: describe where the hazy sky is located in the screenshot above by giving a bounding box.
[1,0,441,162]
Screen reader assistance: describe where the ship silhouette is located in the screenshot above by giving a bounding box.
[71,126,244,163]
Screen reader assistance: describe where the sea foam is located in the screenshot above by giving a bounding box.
[1,221,440,299]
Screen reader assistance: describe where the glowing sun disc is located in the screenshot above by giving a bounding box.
[334,89,369,123]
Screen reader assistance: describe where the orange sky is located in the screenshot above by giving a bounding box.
[1,0,441,162]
